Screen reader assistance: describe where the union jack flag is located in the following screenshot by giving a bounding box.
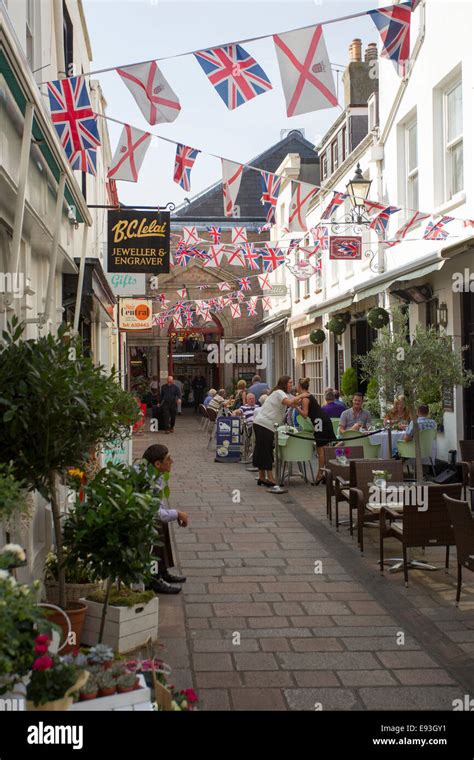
[247,297,258,316]
[257,222,272,234]
[389,211,431,246]
[423,216,454,241]
[321,191,348,220]
[175,247,194,267]
[336,241,359,257]
[47,76,101,159]
[370,205,401,236]
[207,226,222,244]
[260,172,282,224]
[312,224,329,252]
[364,199,387,216]
[69,148,97,176]
[260,246,286,272]
[369,2,413,65]
[242,243,261,271]
[239,277,251,291]
[194,44,272,110]
[174,143,200,191]
[184,311,194,328]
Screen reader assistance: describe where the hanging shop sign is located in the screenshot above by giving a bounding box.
[265,284,288,297]
[105,272,147,295]
[329,236,362,261]
[108,210,170,273]
[118,298,153,330]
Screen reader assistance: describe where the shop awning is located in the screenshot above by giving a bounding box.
[353,256,446,303]
[306,294,353,319]
[236,318,286,343]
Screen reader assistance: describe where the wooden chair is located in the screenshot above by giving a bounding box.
[349,459,404,554]
[459,441,474,499]
[321,446,364,525]
[379,483,462,586]
[443,493,474,606]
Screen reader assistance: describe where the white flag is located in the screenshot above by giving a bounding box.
[108,125,151,183]
[116,61,181,125]
[231,227,247,245]
[288,181,318,232]
[182,227,199,246]
[273,25,337,117]
[222,159,243,217]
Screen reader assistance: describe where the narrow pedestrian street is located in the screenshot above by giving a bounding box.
[135,412,474,711]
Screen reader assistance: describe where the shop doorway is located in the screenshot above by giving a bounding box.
[350,319,377,394]
[166,315,224,402]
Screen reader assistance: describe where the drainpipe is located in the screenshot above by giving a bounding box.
[53,0,66,79]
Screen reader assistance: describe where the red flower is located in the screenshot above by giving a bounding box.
[181,688,198,703]
[35,634,49,645]
[33,656,54,670]
[34,644,49,655]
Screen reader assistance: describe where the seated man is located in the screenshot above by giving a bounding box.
[403,404,437,442]
[232,392,257,426]
[322,388,344,419]
[207,388,226,413]
[203,388,217,407]
[339,392,371,433]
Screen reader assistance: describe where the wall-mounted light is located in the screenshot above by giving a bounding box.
[437,301,448,328]
[346,163,372,224]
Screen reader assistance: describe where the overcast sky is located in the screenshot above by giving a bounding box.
[84,0,375,209]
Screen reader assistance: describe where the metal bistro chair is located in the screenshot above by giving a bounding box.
[199,403,208,430]
[330,418,341,438]
[397,427,437,477]
[380,483,462,586]
[443,493,474,607]
[277,423,316,487]
[206,406,219,448]
[241,419,255,463]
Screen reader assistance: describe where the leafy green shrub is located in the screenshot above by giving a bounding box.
[86,588,155,608]
[341,367,358,398]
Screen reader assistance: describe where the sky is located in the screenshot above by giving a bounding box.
[83,0,376,209]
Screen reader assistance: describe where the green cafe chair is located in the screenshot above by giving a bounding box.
[397,427,437,476]
[339,430,381,459]
[331,418,341,437]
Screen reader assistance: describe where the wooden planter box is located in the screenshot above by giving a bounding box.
[79,597,159,654]
[70,675,152,711]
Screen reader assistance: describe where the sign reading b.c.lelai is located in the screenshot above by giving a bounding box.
[107,209,170,273]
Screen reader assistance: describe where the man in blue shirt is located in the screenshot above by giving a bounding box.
[160,375,181,433]
[248,374,269,402]
[403,404,437,441]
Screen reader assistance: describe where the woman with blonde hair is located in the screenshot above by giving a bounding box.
[233,379,247,410]
[384,395,410,427]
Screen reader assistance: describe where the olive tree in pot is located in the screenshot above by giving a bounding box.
[357,308,473,481]
[62,462,163,643]
[0,318,139,621]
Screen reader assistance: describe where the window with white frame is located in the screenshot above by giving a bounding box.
[299,345,324,403]
[444,80,463,199]
[405,119,418,212]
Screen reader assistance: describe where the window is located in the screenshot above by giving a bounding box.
[406,120,419,211]
[445,81,463,198]
[26,0,34,69]
[321,153,328,180]
[331,140,339,172]
[63,1,74,75]
[299,344,324,402]
[341,126,347,162]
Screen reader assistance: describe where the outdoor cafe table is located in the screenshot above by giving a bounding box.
[368,429,406,459]
[327,458,364,483]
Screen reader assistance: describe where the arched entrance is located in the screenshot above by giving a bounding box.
[167,313,224,390]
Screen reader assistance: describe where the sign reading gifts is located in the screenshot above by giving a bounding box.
[118,298,153,330]
[108,209,170,273]
[329,235,362,261]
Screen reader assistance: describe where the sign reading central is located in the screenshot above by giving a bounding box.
[107,209,170,273]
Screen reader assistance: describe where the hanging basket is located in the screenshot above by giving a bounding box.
[367,307,390,330]
[325,317,347,335]
[309,329,326,345]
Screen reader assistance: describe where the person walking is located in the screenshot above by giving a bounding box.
[141,444,188,594]
[296,378,336,484]
[248,374,269,402]
[160,375,181,433]
[252,376,303,487]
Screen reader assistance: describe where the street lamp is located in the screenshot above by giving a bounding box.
[346,163,372,225]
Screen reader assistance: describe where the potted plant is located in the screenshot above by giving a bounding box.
[97,670,116,697]
[0,463,31,542]
[63,462,162,646]
[367,307,390,330]
[372,469,393,487]
[26,635,88,710]
[117,672,139,694]
[79,674,98,701]
[0,317,139,624]
[310,329,326,345]
[358,307,474,481]
[334,447,350,465]
[325,316,347,335]
[110,661,127,679]
[43,549,101,607]
[87,644,114,670]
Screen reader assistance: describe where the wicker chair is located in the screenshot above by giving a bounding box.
[380,483,462,586]
[459,441,474,498]
[443,494,474,607]
[321,446,364,525]
[206,406,219,447]
[349,459,404,554]
[333,452,380,531]
[199,404,208,430]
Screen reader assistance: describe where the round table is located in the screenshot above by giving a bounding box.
[368,430,405,459]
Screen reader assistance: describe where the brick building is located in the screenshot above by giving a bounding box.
[126,130,318,393]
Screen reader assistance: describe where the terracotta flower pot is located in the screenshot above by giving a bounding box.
[44,601,87,654]
[80,691,98,701]
[99,687,116,697]
[117,685,135,694]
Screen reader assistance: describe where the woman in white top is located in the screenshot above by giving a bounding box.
[252,376,303,487]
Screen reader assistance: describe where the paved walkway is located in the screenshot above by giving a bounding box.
[134,411,474,711]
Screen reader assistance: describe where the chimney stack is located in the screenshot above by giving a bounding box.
[365,43,378,62]
[349,39,362,63]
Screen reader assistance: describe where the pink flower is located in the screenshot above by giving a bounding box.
[33,656,54,670]
[35,634,49,645]
[34,644,49,655]
[126,660,138,672]
[181,688,198,703]
[344,448,350,457]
